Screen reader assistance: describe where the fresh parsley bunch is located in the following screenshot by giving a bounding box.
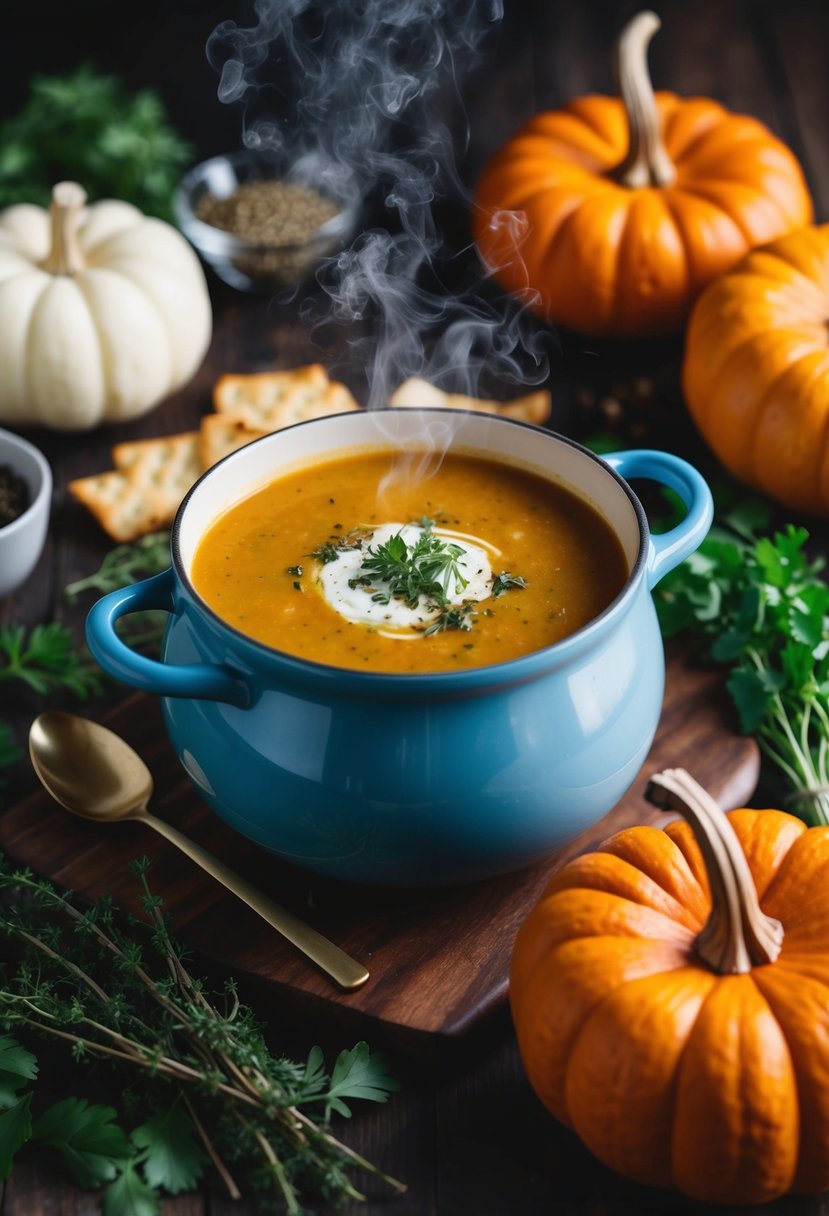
[655,498,829,826]
[0,67,192,220]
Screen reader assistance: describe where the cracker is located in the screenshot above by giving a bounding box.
[389,377,551,425]
[213,365,359,425]
[201,375,361,467]
[198,414,273,469]
[71,431,201,542]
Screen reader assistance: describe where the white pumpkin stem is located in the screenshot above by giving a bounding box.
[646,768,784,974]
[41,181,87,276]
[612,11,676,189]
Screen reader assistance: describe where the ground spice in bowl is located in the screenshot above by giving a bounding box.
[196,180,341,285]
[0,465,30,528]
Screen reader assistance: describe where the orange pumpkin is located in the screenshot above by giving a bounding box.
[510,769,829,1206]
[683,223,829,516]
[473,11,812,339]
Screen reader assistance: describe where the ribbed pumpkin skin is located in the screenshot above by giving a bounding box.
[473,93,812,339]
[510,809,829,1205]
[683,225,829,516]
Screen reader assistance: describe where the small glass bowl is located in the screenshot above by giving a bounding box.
[175,149,360,292]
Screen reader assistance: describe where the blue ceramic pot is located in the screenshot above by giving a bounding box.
[86,409,712,886]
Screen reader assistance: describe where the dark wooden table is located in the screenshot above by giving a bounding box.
[3,1,829,1212]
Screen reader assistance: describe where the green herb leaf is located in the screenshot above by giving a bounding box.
[0,860,404,1208]
[103,1158,160,1216]
[423,601,478,635]
[131,1108,206,1194]
[491,571,527,598]
[324,1042,399,1120]
[0,623,102,698]
[655,505,829,824]
[355,522,469,609]
[33,1098,130,1188]
[310,542,343,564]
[0,68,191,220]
[0,1036,37,1107]
[65,533,170,601]
[0,1093,32,1179]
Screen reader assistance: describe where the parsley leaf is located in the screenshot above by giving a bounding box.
[0,67,191,220]
[103,1159,160,1216]
[0,1094,32,1179]
[324,1042,399,1120]
[0,1037,37,1107]
[655,505,829,825]
[33,1098,130,1189]
[0,623,102,698]
[131,1108,206,1194]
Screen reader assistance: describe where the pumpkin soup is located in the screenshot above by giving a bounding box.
[190,449,628,673]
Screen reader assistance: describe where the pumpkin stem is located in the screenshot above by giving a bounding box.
[41,181,87,276]
[612,11,676,189]
[646,768,784,974]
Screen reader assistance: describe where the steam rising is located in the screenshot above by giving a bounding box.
[208,0,551,411]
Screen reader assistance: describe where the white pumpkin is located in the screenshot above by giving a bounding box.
[0,181,212,430]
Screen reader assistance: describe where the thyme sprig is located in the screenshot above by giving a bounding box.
[64,532,170,600]
[0,857,403,1211]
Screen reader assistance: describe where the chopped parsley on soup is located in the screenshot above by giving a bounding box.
[190,449,628,673]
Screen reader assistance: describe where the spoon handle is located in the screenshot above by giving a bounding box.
[139,812,369,991]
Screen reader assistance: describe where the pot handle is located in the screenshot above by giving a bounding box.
[603,450,713,589]
[85,569,250,708]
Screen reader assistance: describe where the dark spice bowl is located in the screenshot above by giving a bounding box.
[0,428,52,599]
[175,149,360,292]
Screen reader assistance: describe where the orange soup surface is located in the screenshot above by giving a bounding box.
[191,449,629,673]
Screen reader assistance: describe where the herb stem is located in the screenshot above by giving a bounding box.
[184,1093,242,1201]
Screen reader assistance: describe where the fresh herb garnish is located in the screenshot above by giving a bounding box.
[310,542,345,565]
[356,523,468,608]
[655,497,829,825]
[423,601,478,635]
[0,67,192,220]
[0,857,403,1210]
[286,564,303,577]
[491,572,528,598]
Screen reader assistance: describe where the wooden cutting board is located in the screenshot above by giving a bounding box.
[0,644,759,1043]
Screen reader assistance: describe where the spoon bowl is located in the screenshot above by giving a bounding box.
[30,710,152,822]
[29,711,369,991]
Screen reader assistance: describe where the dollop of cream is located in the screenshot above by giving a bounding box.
[318,522,493,633]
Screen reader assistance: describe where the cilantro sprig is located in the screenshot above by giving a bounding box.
[655,497,829,825]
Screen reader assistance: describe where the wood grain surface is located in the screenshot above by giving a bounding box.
[0,643,759,1043]
[2,1,829,1212]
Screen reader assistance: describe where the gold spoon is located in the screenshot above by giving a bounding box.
[28,711,369,992]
